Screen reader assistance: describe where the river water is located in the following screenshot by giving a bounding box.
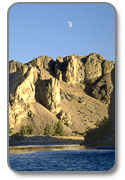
[9,145,115,171]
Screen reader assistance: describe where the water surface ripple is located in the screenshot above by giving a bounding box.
[9,149,115,171]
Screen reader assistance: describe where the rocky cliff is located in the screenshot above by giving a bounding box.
[9,53,115,145]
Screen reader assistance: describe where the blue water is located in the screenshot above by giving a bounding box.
[9,149,115,171]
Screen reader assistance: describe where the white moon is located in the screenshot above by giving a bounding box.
[68,21,73,28]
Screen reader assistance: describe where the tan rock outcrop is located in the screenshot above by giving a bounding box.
[92,73,113,104]
[9,98,28,130]
[39,78,61,114]
[91,65,115,104]
[55,68,62,81]
[27,56,55,75]
[55,53,104,85]
[57,110,73,126]
[56,56,64,63]
[84,53,103,84]
[9,60,24,73]
[55,54,77,84]
[15,67,39,103]
[76,57,85,83]
[64,56,77,84]
[102,60,114,75]
[9,66,39,131]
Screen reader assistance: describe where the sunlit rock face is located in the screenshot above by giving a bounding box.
[84,53,103,84]
[15,67,39,103]
[39,78,61,114]
[64,56,77,84]
[55,54,78,84]
[9,66,39,128]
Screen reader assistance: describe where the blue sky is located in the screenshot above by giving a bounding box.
[9,3,115,63]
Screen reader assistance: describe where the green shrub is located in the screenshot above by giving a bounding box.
[19,125,27,136]
[9,123,14,134]
[53,121,65,136]
[74,130,79,134]
[26,124,34,135]
[44,124,53,136]
[82,132,87,136]
[19,124,34,136]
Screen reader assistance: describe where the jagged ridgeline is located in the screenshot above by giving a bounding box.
[9,53,115,145]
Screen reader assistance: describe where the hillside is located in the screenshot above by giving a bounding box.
[9,53,115,146]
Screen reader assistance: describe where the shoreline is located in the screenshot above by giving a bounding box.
[9,144,115,154]
[9,135,84,147]
[9,135,115,153]
[9,144,86,154]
